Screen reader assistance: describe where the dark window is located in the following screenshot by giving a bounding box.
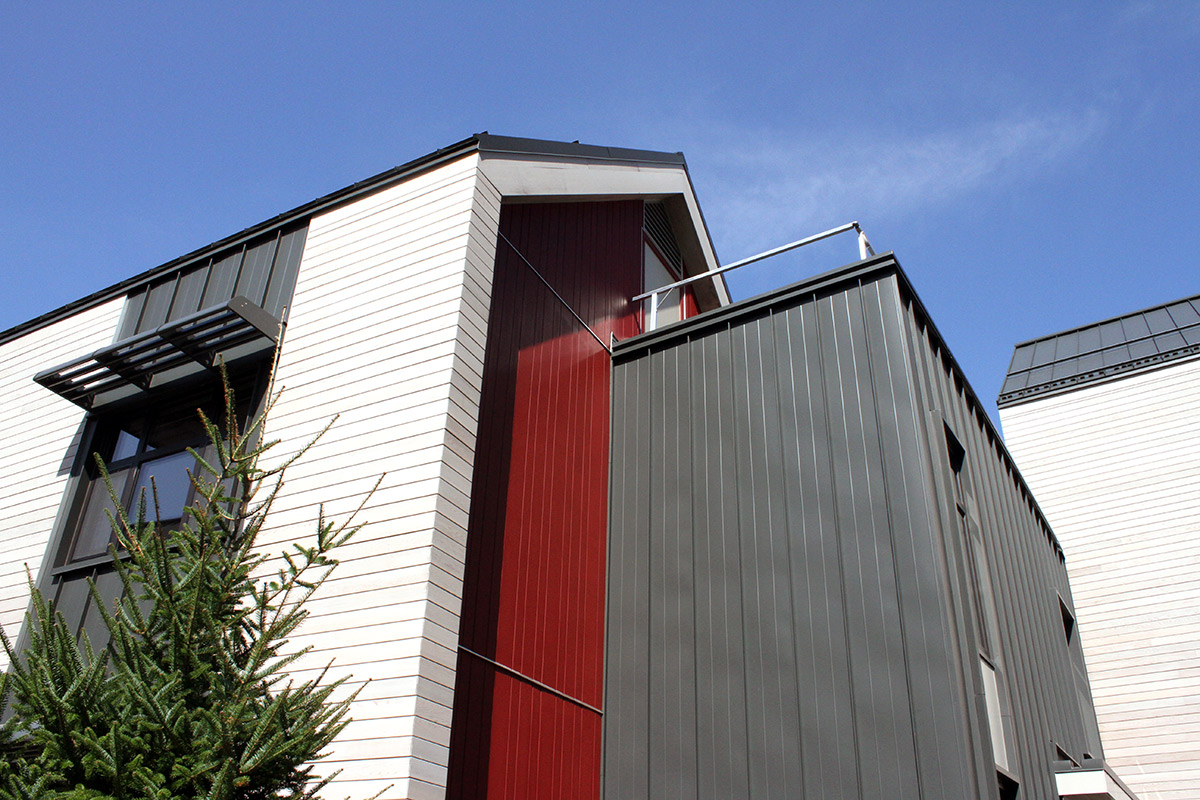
[44,374,261,650]
[946,424,996,658]
[997,769,1019,800]
[945,423,966,495]
[62,405,209,566]
[1060,597,1077,645]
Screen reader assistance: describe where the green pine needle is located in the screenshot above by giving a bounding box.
[0,367,375,800]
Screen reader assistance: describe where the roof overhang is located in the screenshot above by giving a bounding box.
[478,137,730,308]
[3,133,733,347]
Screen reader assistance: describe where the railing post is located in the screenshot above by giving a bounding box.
[857,228,875,260]
[647,291,659,332]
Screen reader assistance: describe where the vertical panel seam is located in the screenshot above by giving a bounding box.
[859,279,925,800]
[816,293,865,800]
[773,306,809,795]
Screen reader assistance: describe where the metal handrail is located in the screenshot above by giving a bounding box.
[635,221,875,331]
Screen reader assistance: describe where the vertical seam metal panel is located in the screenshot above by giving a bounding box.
[859,277,925,800]
[450,199,642,799]
[605,265,1096,800]
[898,303,991,798]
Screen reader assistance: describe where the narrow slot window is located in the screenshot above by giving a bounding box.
[997,769,1019,800]
[1060,597,1076,645]
[946,422,1013,775]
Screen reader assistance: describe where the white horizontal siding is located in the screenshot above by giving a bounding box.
[0,299,124,666]
[259,153,499,800]
[1001,356,1200,800]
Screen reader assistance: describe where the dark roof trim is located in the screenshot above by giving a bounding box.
[476,133,687,166]
[0,135,481,347]
[998,344,1200,408]
[999,289,1200,407]
[1009,290,1200,350]
[613,252,1064,554]
[612,254,905,359]
[1,133,693,349]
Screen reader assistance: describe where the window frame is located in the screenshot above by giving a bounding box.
[29,365,269,650]
[641,234,684,331]
[51,405,214,575]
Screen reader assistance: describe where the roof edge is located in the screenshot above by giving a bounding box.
[2,133,704,348]
[0,135,486,347]
[1010,289,1200,351]
[476,133,687,166]
[998,346,1200,409]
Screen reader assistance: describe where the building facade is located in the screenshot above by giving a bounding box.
[0,134,1131,799]
[1000,297,1200,800]
[606,257,1130,800]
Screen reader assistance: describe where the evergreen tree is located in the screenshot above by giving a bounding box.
[0,377,369,800]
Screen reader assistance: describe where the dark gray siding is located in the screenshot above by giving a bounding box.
[116,223,307,340]
[999,289,1200,406]
[902,297,1104,795]
[604,257,1103,800]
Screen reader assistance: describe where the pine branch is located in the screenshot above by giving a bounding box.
[0,366,369,800]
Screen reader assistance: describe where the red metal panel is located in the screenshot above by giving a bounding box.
[448,652,603,799]
[447,201,643,798]
[682,285,699,319]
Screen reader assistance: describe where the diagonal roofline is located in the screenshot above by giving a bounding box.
[0,133,696,347]
[476,133,686,166]
[1009,289,1200,349]
[999,288,1200,407]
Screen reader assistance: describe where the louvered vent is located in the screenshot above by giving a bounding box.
[643,202,684,276]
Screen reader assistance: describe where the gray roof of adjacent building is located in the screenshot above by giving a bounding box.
[999,291,1200,407]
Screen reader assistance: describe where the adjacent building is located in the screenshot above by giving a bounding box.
[0,134,1134,799]
[1000,297,1200,800]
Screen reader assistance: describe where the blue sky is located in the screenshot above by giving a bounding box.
[2,2,1197,424]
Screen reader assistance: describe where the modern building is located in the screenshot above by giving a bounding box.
[999,296,1200,800]
[0,134,1133,799]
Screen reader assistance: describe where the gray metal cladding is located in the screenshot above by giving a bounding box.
[605,258,1103,800]
[903,306,1103,797]
[117,223,307,340]
[999,290,1200,406]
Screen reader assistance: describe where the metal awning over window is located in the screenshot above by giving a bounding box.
[35,296,280,409]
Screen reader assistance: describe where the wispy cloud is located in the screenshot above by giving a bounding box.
[1117,0,1200,31]
[678,109,1105,260]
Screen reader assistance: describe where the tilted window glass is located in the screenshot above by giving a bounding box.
[62,407,209,566]
[45,375,261,650]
